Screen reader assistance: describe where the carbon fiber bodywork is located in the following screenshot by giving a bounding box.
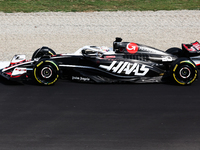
[1,38,200,85]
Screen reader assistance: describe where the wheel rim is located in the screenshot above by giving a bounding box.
[41,67,52,79]
[173,62,197,85]
[179,67,191,79]
[34,60,59,85]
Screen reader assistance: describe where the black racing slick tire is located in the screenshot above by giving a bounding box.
[171,58,198,85]
[33,59,59,85]
[166,47,182,57]
[32,47,56,60]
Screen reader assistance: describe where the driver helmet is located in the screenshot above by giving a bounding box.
[100,46,111,53]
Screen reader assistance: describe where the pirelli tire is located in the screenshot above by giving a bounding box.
[33,59,59,85]
[171,58,198,85]
[166,47,183,57]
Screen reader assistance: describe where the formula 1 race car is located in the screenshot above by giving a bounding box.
[1,37,200,85]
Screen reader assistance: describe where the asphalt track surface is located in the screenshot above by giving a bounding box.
[0,78,200,150]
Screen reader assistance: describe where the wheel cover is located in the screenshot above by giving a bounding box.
[179,67,191,79]
[41,67,52,79]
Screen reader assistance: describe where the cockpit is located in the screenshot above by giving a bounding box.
[73,45,115,57]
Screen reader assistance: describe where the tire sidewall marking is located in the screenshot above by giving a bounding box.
[173,60,197,85]
[34,60,59,85]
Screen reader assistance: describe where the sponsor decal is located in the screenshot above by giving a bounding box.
[193,41,200,50]
[126,43,138,54]
[11,67,27,77]
[72,76,90,81]
[139,47,155,53]
[162,56,172,62]
[99,61,149,76]
[139,46,167,55]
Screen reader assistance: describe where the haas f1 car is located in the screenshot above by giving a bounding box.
[1,37,200,85]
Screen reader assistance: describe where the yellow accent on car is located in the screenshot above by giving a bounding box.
[45,60,59,71]
[173,73,185,85]
[34,68,42,83]
[47,75,59,85]
[48,51,54,56]
[36,61,43,67]
[180,60,196,68]
[188,72,197,84]
[173,64,178,72]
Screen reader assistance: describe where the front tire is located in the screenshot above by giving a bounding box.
[33,59,59,85]
[32,47,56,60]
[171,58,198,85]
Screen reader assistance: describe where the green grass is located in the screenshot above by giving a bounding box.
[0,0,200,13]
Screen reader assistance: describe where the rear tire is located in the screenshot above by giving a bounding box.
[33,59,59,85]
[166,47,182,57]
[171,58,198,85]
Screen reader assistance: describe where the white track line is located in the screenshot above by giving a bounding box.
[0,62,10,69]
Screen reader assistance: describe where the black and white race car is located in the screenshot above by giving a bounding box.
[1,37,200,85]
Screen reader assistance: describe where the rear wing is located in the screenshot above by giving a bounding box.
[182,41,200,56]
